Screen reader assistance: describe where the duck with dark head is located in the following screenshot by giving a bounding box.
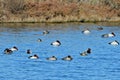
[4,48,13,54]
[28,54,39,59]
[62,55,73,61]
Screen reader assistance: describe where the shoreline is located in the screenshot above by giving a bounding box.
[0,20,120,23]
[0,21,120,27]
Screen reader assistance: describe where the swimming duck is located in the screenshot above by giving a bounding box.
[51,40,61,46]
[43,30,49,35]
[37,38,42,42]
[28,54,39,59]
[10,46,18,51]
[80,52,88,56]
[46,56,57,61]
[82,29,90,34]
[80,48,91,56]
[4,48,13,54]
[62,55,73,61]
[27,49,32,54]
[102,32,115,38]
[108,40,119,46]
[86,48,91,54]
[97,27,103,30]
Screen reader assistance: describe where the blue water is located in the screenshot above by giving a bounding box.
[0,23,120,80]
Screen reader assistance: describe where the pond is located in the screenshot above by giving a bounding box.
[0,22,120,80]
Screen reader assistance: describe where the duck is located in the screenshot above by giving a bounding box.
[80,52,88,56]
[28,54,39,59]
[46,56,57,61]
[62,55,73,61]
[102,32,115,38]
[51,40,61,46]
[80,48,91,56]
[108,40,119,46]
[10,46,18,51]
[37,38,42,42]
[97,27,103,30]
[4,48,13,54]
[43,30,49,35]
[86,48,91,54]
[82,29,90,34]
[27,49,32,54]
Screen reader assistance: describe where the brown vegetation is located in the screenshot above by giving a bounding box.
[0,0,120,22]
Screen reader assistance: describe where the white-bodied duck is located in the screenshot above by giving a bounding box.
[51,40,61,46]
[10,46,18,51]
[28,54,39,59]
[102,32,115,38]
[108,40,119,46]
[46,56,57,61]
[80,48,91,56]
[62,55,73,61]
[43,30,49,35]
[82,29,90,34]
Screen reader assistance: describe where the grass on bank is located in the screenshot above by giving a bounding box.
[0,0,120,22]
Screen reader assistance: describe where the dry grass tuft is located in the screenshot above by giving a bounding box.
[0,0,120,22]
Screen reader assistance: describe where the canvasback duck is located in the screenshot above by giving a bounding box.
[43,30,49,35]
[62,55,73,61]
[80,48,91,56]
[28,54,39,59]
[10,46,18,51]
[46,56,57,61]
[108,40,119,46]
[80,52,88,56]
[51,40,61,46]
[82,29,90,34]
[102,32,115,38]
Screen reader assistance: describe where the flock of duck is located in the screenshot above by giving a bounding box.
[3,27,119,61]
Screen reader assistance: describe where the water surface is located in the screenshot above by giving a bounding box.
[0,22,120,80]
